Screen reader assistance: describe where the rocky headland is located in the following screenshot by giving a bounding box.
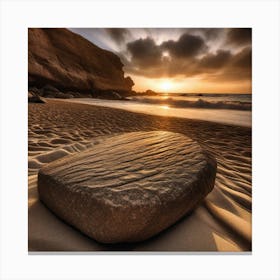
[28,28,134,100]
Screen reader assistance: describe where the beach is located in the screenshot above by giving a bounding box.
[28,99,251,252]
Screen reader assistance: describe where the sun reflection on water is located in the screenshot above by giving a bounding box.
[160,105,170,110]
[161,94,169,100]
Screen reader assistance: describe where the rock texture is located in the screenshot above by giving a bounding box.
[38,131,217,244]
[28,28,134,95]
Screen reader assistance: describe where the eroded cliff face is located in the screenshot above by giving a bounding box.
[28,28,134,96]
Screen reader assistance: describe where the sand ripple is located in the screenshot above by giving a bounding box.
[28,100,251,251]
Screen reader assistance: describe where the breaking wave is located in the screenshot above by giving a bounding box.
[132,97,252,111]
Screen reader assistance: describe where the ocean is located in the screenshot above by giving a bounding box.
[66,93,252,127]
[131,93,252,111]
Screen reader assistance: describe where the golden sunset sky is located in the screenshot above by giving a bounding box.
[70,28,251,94]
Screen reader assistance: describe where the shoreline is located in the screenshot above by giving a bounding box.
[28,100,251,251]
[60,98,252,128]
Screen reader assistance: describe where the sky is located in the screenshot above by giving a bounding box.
[70,28,252,94]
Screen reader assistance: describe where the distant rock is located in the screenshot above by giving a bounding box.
[91,90,129,100]
[28,91,45,103]
[38,131,217,244]
[124,76,134,89]
[28,28,134,97]
[145,89,157,95]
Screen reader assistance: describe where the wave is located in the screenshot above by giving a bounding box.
[133,97,252,111]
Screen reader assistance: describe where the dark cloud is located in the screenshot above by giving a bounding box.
[205,47,252,82]
[125,47,251,82]
[203,28,224,40]
[231,46,251,68]
[123,29,251,83]
[226,28,252,46]
[161,33,208,58]
[127,37,162,67]
[200,50,232,69]
[105,28,130,44]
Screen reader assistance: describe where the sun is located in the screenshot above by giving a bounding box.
[160,80,173,92]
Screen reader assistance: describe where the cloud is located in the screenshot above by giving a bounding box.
[125,32,209,76]
[202,28,224,40]
[226,28,252,46]
[105,28,130,44]
[231,46,251,68]
[196,47,252,82]
[123,29,251,83]
[127,37,162,67]
[204,47,252,82]
[200,50,232,69]
[125,47,251,81]
[161,33,208,58]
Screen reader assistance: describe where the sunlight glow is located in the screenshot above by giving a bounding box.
[160,105,170,110]
[161,94,169,100]
[160,81,173,92]
[130,74,251,94]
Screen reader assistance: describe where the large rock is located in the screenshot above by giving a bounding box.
[38,131,217,244]
[28,28,134,95]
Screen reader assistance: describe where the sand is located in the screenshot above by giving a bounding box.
[28,99,252,252]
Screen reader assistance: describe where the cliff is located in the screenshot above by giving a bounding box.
[28,28,134,96]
